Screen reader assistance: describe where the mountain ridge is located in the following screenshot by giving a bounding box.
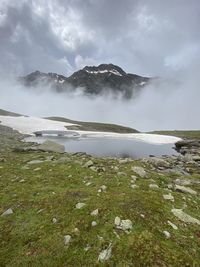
[20,63,151,98]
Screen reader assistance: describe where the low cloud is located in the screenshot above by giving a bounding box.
[0,69,199,132]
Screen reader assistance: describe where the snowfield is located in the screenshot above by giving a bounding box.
[0,116,76,134]
[0,115,181,144]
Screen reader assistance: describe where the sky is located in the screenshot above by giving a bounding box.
[0,0,200,77]
[0,0,200,131]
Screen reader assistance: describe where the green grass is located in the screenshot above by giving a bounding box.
[0,149,200,266]
[150,130,200,140]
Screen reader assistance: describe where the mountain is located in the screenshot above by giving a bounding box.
[20,64,151,98]
[0,108,21,117]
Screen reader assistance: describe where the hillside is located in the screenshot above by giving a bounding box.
[46,116,139,133]
[0,109,21,117]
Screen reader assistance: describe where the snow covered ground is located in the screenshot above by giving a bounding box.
[0,115,181,144]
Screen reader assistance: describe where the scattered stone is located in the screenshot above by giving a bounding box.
[91,209,99,216]
[34,167,41,171]
[174,179,191,186]
[131,166,147,178]
[131,175,137,182]
[149,184,159,189]
[140,214,145,218]
[37,209,45,214]
[90,166,97,172]
[118,158,129,164]
[163,230,171,239]
[130,184,138,189]
[174,185,197,195]
[147,157,170,168]
[98,185,107,193]
[117,172,126,176]
[167,220,178,230]
[52,218,57,224]
[76,203,86,209]
[115,217,133,232]
[163,193,174,202]
[84,160,94,168]
[114,166,119,171]
[84,244,91,251]
[19,179,25,183]
[85,182,92,186]
[1,208,13,216]
[27,160,44,165]
[64,235,71,246]
[114,216,121,226]
[91,221,97,227]
[98,243,112,262]
[21,166,29,170]
[171,208,200,225]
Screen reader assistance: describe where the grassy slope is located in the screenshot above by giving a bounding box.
[0,130,200,266]
[46,116,139,133]
[150,130,200,140]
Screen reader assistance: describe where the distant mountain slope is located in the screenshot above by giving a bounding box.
[0,109,21,116]
[46,117,139,133]
[20,64,151,98]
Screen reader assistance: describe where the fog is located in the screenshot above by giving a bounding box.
[0,70,199,132]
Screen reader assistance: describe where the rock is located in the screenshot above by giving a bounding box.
[163,231,171,239]
[174,178,200,186]
[131,175,137,182]
[84,160,94,168]
[131,166,147,178]
[147,157,170,168]
[120,219,133,231]
[149,184,159,189]
[98,185,107,193]
[171,208,200,225]
[38,140,65,153]
[64,235,71,245]
[118,158,129,164]
[117,172,126,176]
[91,221,97,227]
[114,216,121,226]
[84,244,91,251]
[98,243,112,262]
[52,218,57,223]
[174,185,197,195]
[91,209,99,216]
[174,178,192,186]
[130,184,138,189]
[90,166,97,172]
[1,208,13,216]
[163,193,174,202]
[115,217,132,232]
[167,220,178,230]
[27,160,44,165]
[75,203,86,209]
[21,166,30,170]
[34,168,41,171]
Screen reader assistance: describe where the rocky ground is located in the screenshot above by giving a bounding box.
[0,126,200,266]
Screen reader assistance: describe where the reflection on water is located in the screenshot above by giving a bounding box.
[25,136,178,159]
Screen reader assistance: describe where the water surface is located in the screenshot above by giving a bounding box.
[25,136,178,159]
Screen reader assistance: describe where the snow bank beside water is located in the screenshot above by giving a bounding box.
[0,115,181,144]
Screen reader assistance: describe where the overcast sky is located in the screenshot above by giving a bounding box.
[0,0,200,77]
